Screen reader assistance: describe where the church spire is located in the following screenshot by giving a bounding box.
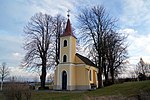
[60,10,76,38]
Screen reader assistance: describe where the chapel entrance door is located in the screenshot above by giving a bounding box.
[62,71,67,90]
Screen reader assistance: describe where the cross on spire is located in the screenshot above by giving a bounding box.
[60,9,76,38]
[67,9,70,18]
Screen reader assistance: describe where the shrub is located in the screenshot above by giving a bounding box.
[38,86,49,90]
[103,80,113,87]
[138,73,147,81]
[3,82,31,100]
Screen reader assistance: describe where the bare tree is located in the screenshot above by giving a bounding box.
[23,12,56,89]
[53,15,66,65]
[136,58,150,77]
[78,5,116,88]
[78,5,128,87]
[0,62,10,91]
[3,82,31,100]
[105,31,128,83]
[47,73,54,84]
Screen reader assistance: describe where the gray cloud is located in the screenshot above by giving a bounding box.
[120,0,150,33]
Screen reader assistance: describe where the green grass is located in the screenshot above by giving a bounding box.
[0,91,5,100]
[31,92,84,100]
[86,80,150,97]
[31,80,150,100]
[0,80,150,100]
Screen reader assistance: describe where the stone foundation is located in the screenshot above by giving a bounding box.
[53,85,61,90]
[75,85,91,90]
[53,85,91,90]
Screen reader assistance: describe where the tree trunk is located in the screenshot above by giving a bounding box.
[98,68,103,88]
[104,66,109,83]
[103,58,108,82]
[104,70,108,82]
[0,79,3,91]
[40,68,46,88]
[40,58,47,89]
[111,70,115,84]
[1,81,3,91]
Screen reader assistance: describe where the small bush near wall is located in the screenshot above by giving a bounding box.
[38,86,49,90]
[103,80,113,87]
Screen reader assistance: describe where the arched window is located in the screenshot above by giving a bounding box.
[64,40,67,47]
[63,55,67,62]
[89,70,92,81]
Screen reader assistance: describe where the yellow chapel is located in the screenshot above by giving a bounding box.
[53,15,98,90]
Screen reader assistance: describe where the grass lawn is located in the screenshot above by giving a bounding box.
[31,80,150,100]
[0,91,5,100]
[0,80,150,100]
[86,80,150,96]
[31,91,85,100]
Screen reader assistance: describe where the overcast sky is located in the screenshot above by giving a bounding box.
[0,0,150,80]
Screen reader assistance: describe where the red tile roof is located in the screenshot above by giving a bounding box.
[60,18,76,38]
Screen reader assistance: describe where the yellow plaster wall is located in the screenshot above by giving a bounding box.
[57,65,69,86]
[70,66,76,85]
[70,36,76,62]
[93,70,96,84]
[75,55,84,64]
[60,37,70,63]
[59,65,70,73]
[54,68,57,85]
[76,66,89,85]
[54,27,98,89]
[85,68,90,85]
[60,36,76,63]
[86,66,98,85]
[54,64,98,89]
[55,34,99,89]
